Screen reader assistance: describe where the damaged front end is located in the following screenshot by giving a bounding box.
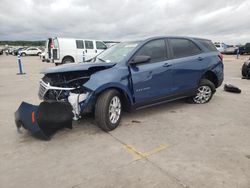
[15,63,115,140]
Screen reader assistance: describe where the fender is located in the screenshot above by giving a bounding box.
[83,66,134,104]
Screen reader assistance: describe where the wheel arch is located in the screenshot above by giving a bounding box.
[62,55,75,63]
[201,70,219,88]
[93,85,133,111]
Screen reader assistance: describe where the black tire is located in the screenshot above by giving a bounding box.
[188,79,215,104]
[242,62,250,78]
[95,89,122,131]
[21,53,26,56]
[62,57,74,64]
[37,52,41,56]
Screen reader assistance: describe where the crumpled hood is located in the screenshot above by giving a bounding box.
[41,62,116,74]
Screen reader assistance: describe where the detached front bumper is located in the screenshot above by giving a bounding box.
[15,101,73,140]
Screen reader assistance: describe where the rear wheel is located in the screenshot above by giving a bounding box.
[62,57,74,64]
[95,89,122,131]
[21,53,26,56]
[188,79,215,104]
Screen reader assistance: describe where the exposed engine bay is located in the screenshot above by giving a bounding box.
[39,71,92,120]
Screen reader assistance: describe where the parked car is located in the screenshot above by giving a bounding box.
[12,47,26,56]
[27,36,223,131]
[214,42,227,53]
[238,43,250,54]
[223,45,238,54]
[49,37,108,65]
[214,42,239,54]
[20,47,42,56]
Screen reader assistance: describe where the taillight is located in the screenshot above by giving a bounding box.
[218,53,223,61]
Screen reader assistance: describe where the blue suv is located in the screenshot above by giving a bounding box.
[16,36,224,138]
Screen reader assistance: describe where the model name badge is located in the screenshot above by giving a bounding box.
[136,87,151,92]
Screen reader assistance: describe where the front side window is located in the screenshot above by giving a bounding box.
[85,41,94,49]
[76,40,84,49]
[135,39,167,63]
[169,38,201,58]
[28,48,36,50]
[96,41,107,50]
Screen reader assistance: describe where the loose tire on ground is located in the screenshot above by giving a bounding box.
[188,79,215,104]
[95,89,122,131]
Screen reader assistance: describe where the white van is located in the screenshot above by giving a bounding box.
[49,37,108,65]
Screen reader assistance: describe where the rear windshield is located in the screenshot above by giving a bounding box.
[198,39,218,51]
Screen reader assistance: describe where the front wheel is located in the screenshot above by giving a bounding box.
[188,79,215,104]
[95,89,122,131]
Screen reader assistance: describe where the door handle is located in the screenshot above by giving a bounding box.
[197,57,203,61]
[162,63,172,67]
[95,50,97,53]
[85,49,87,53]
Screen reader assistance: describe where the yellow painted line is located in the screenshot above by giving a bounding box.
[123,144,168,160]
[145,144,168,156]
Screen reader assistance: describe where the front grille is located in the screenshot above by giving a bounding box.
[38,80,48,100]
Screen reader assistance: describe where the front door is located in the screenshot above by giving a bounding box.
[130,39,173,103]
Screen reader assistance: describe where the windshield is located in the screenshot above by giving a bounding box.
[94,41,139,63]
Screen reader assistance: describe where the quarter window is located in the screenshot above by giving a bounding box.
[136,39,167,63]
[96,41,107,50]
[76,40,84,49]
[85,41,94,49]
[169,39,201,58]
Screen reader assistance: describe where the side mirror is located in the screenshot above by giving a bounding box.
[130,55,151,64]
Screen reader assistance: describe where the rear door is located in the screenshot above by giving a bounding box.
[76,40,85,62]
[130,39,174,103]
[84,40,95,60]
[52,38,59,60]
[168,38,204,94]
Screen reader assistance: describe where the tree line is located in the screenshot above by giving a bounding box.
[0,41,46,46]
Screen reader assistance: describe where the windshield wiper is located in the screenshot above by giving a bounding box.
[97,58,107,63]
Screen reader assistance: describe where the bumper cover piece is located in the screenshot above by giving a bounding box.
[224,84,241,93]
[15,101,73,140]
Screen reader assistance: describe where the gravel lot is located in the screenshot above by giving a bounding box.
[0,54,250,188]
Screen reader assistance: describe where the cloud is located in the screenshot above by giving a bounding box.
[0,0,249,44]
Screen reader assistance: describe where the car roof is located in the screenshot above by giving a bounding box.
[143,36,211,41]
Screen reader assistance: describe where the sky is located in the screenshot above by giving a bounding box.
[0,0,250,44]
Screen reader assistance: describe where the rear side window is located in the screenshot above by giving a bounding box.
[169,38,201,58]
[96,41,107,50]
[85,41,94,49]
[76,40,84,49]
[198,39,218,51]
[136,39,167,63]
